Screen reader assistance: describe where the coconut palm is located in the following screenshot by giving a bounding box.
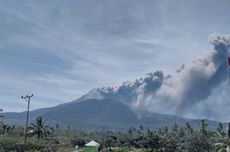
[0,108,4,134]
[28,116,51,139]
[0,108,4,123]
[200,119,208,137]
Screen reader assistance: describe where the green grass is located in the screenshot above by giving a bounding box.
[83,146,98,152]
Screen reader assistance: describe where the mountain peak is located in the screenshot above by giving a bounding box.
[77,71,165,107]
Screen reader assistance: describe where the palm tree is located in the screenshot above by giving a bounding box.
[185,122,193,136]
[0,108,4,135]
[146,128,154,138]
[200,119,208,137]
[0,108,4,123]
[28,116,51,139]
[217,122,225,137]
[2,125,7,136]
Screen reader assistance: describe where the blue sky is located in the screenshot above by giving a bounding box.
[0,0,230,112]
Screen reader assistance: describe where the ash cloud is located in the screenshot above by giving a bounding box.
[139,34,230,118]
[87,34,230,120]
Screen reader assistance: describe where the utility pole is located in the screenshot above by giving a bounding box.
[227,57,230,84]
[21,94,33,144]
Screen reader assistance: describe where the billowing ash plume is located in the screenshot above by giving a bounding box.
[147,34,230,116]
[83,34,230,120]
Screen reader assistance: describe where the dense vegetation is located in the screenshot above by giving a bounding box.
[1,109,230,152]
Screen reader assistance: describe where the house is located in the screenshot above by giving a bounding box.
[84,140,100,152]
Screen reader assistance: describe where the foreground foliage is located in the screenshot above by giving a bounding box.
[0,114,230,152]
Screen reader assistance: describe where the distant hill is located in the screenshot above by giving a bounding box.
[3,98,220,131]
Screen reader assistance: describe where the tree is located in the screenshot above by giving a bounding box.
[228,122,230,139]
[217,122,225,137]
[172,123,179,137]
[157,128,164,137]
[0,108,4,135]
[28,116,51,139]
[2,125,7,136]
[0,108,4,124]
[163,126,169,135]
[179,127,185,138]
[185,122,193,136]
[146,128,154,138]
[185,134,213,152]
[226,122,230,152]
[200,119,208,137]
[139,125,144,131]
[128,127,133,135]
[172,123,178,132]
[146,134,160,150]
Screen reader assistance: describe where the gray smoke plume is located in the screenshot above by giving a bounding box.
[137,35,230,117]
[85,34,230,120]
[135,34,230,119]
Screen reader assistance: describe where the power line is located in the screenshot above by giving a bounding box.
[21,94,33,144]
